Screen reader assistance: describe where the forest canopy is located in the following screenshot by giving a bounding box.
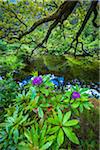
[0,0,99,56]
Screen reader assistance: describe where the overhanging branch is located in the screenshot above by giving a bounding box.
[18,1,78,40]
[64,0,98,55]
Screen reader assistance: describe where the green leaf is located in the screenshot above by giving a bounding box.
[40,88,49,96]
[40,141,53,150]
[31,126,38,145]
[48,126,60,134]
[79,104,83,112]
[38,107,44,118]
[13,129,19,144]
[71,102,80,108]
[30,87,36,100]
[57,128,64,147]
[65,91,72,98]
[46,135,56,142]
[18,142,30,150]
[40,123,47,140]
[24,129,32,143]
[83,102,90,110]
[45,90,49,96]
[53,111,59,123]
[63,127,79,144]
[80,88,89,93]
[64,120,79,126]
[47,118,59,125]
[63,111,71,124]
[20,115,28,124]
[57,108,63,122]
[88,102,94,108]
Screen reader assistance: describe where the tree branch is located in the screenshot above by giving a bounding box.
[64,0,98,55]
[18,1,78,40]
[10,9,27,28]
[76,0,98,39]
[92,7,99,28]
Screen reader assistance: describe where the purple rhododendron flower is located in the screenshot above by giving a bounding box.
[72,91,80,99]
[32,76,43,85]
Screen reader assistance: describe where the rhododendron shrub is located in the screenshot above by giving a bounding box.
[0,75,93,150]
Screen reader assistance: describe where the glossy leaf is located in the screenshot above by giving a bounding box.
[40,141,53,150]
[38,107,44,118]
[57,128,64,146]
[18,142,30,150]
[57,108,63,122]
[63,127,79,144]
[48,126,60,134]
[63,111,71,124]
[24,129,32,143]
[47,118,59,125]
[79,104,84,112]
[71,102,80,108]
[64,119,79,126]
[83,102,90,110]
[46,135,56,142]
[13,129,19,144]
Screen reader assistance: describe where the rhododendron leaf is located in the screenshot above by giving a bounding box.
[79,104,84,112]
[13,129,19,144]
[47,126,60,134]
[57,108,63,122]
[63,111,71,125]
[57,128,64,146]
[83,102,90,109]
[47,118,59,125]
[40,123,47,140]
[72,102,80,108]
[64,120,79,126]
[24,129,32,143]
[18,142,30,150]
[40,141,53,150]
[63,127,79,144]
[38,107,44,118]
[80,88,89,93]
[46,135,56,142]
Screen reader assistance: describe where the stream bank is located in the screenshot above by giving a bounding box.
[19,54,99,82]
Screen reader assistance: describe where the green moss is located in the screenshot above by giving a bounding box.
[66,56,99,81]
[21,54,99,82]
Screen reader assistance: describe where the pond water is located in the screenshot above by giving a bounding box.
[20,54,99,82]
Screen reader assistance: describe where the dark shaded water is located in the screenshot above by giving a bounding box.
[20,54,99,82]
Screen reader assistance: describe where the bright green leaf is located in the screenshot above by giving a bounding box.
[40,141,53,150]
[38,107,44,118]
[83,102,90,110]
[71,102,80,108]
[63,111,71,125]
[63,127,79,145]
[18,142,30,150]
[47,118,59,125]
[79,104,83,112]
[57,108,63,122]
[64,120,79,127]
[24,129,32,143]
[48,126,60,134]
[57,128,64,147]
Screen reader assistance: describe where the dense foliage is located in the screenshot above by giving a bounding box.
[0,0,99,55]
[0,74,96,149]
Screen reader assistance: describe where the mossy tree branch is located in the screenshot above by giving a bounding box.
[1,0,99,56]
[64,0,98,56]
